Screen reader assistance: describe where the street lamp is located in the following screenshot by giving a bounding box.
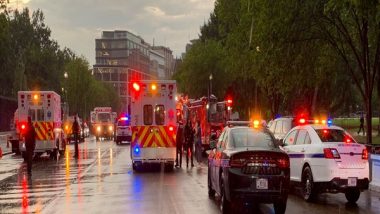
[63,71,69,116]
[208,73,213,122]
[209,73,213,97]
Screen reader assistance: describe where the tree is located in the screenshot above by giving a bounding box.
[317,0,380,144]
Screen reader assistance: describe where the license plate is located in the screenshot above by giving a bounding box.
[348,177,357,187]
[256,178,268,190]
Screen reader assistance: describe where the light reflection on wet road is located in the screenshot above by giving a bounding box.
[0,137,379,214]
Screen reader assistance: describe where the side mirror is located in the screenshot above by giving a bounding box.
[275,139,284,147]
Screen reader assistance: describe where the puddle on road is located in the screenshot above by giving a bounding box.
[0,140,119,214]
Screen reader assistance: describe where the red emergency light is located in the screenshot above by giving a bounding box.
[132,82,140,92]
[168,126,174,132]
[299,118,306,124]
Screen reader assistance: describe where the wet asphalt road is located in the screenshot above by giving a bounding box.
[0,137,379,214]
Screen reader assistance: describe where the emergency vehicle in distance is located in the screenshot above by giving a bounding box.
[185,95,232,152]
[9,91,66,160]
[90,107,117,140]
[130,80,177,171]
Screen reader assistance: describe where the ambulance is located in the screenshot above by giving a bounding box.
[130,80,177,171]
[90,107,117,140]
[15,91,65,160]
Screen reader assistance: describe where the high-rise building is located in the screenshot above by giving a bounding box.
[152,46,175,78]
[93,30,175,111]
[93,30,155,111]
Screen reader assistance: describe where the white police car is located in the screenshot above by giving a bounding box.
[115,117,132,145]
[281,124,369,203]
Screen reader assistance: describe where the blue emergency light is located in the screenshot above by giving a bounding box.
[327,119,333,126]
[134,146,140,154]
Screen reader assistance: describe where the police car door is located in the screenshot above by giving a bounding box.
[291,129,310,181]
[282,129,301,181]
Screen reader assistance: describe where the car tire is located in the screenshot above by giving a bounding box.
[273,199,287,214]
[220,177,230,214]
[345,188,360,203]
[208,169,215,198]
[302,166,316,202]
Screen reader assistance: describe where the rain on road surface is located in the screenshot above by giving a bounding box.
[0,137,379,214]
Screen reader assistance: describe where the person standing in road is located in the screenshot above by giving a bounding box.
[195,120,202,164]
[24,116,36,176]
[175,121,184,168]
[184,119,194,167]
[72,115,80,158]
[358,113,365,135]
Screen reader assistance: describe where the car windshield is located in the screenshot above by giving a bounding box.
[98,113,111,122]
[230,128,274,148]
[117,120,130,126]
[315,129,355,143]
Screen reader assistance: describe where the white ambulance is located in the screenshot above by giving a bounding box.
[130,80,177,171]
[16,91,65,160]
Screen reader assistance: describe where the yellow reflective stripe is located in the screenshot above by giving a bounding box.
[144,128,154,147]
[155,127,165,147]
[35,122,45,140]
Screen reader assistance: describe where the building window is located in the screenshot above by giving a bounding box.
[111,71,118,81]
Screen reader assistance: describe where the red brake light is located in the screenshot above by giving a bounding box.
[324,148,340,159]
[227,99,232,104]
[132,82,140,92]
[362,149,368,160]
[230,158,245,167]
[21,124,26,130]
[277,157,290,169]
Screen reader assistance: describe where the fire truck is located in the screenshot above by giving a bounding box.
[9,91,66,160]
[90,107,117,140]
[186,95,231,152]
[130,80,177,171]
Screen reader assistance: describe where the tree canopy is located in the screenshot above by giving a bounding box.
[175,0,380,143]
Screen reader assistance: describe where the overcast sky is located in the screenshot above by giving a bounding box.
[10,0,215,66]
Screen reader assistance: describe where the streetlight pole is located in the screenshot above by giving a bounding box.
[63,71,69,117]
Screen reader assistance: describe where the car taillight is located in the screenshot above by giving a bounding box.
[362,149,368,160]
[230,158,246,168]
[324,148,340,159]
[277,157,290,169]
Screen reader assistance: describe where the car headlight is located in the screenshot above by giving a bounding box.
[109,126,113,131]
[97,126,101,132]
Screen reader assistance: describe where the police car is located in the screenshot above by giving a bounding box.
[281,123,369,203]
[115,117,132,145]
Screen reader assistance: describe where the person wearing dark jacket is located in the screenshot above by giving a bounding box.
[175,122,184,168]
[24,116,36,176]
[184,120,194,167]
[72,116,80,158]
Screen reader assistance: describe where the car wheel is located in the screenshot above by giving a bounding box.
[302,166,316,202]
[273,199,287,214]
[345,188,360,203]
[208,169,215,198]
[220,177,230,214]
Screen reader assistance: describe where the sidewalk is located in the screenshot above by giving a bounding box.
[0,132,13,156]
